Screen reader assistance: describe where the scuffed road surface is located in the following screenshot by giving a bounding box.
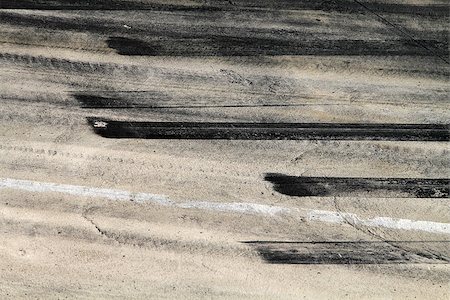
[0,0,449,298]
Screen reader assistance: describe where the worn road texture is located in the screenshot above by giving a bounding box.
[0,0,449,299]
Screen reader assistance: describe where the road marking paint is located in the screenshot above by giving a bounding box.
[176,201,290,216]
[307,210,450,235]
[1,178,449,235]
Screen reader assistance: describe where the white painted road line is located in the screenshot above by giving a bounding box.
[1,178,449,235]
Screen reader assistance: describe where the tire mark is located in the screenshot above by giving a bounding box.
[353,0,449,64]
[1,0,447,17]
[265,174,449,198]
[0,143,255,179]
[73,93,338,109]
[106,35,445,57]
[243,241,450,264]
[0,53,144,76]
[1,10,445,57]
[87,119,450,141]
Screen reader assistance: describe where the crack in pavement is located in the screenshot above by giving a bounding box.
[81,206,126,246]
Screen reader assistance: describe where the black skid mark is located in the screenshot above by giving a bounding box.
[264,174,449,198]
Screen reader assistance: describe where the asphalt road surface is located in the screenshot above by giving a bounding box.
[0,0,449,298]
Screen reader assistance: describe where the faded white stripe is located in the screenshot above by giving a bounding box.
[1,178,449,235]
[307,210,450,235]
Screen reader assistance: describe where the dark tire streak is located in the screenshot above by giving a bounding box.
[264,174,450,198]
[243,241,450,264]
[73,93,344,109]
[87,119,450,142]
[1,0,448,17]
[353,0,449,64]
[0,6,446,57]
